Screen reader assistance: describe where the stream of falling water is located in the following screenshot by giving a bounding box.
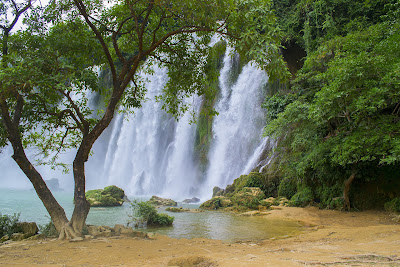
[0,47,270,201]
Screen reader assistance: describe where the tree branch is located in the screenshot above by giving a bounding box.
[73,0,117,85]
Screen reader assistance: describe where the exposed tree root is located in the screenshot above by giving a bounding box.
[58,224,82,240]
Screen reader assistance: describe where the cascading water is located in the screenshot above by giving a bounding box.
[0,46,271,201]
[199,49,269,198]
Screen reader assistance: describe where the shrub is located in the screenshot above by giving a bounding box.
[0,213,21,238]
[129,200,174,227]
[278,177,297,199]
[384,197,400,213]
[39,221,58,238]
[231,187,266,210]
[102,185,125,199]
[290,187,313,207]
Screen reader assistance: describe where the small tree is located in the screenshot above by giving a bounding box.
[1,0,289,238]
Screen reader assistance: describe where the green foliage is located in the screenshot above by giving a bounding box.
[103,185,125,200]
[265,11,400,209]
[273,0,397,53]
[39,220,58,238]
[290,187,313,207]
[199,197,233,210]
[231,187,266,210]
[85,186,125,207]
[384,198,400,213]
[129,200,174,227]
[278,177,297,199]
[0,213,21,238]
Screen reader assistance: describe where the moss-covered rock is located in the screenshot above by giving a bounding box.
[200,196,233,210]
[148,196,177,206]
[231,187,266,210]
[166,207,188,212]
[86,185,126,207]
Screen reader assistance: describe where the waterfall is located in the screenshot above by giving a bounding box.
[200,51,269,198]
[0,47,271,201]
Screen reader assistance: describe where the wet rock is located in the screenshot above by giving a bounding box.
[148,196,177,206]
[182,197,200,203]
[166,207,189,212]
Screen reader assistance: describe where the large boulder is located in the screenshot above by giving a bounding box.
[200,196,232,210]
[148,196,177,206]
[86,185,127,207]
[16,222,38,238]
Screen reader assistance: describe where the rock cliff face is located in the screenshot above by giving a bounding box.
[85,185,127,207]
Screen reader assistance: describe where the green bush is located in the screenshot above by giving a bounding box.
[129,200,174,227]
[384,197,400,212]
[0,213,21,238]
[290,187,313,207]
[278,177,297,199]
[231,187,266,210]
[39,221,58,238]
[102,185,125,199]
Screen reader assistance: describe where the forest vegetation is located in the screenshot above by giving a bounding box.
[262,0,400,211]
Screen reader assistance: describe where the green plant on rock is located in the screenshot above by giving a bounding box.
[129,200,174,227]
[0,213,21,238]
[231,187,266,210]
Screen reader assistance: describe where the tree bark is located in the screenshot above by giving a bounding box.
[0,100,70,235]
[69,150,90,235]
[343,169,357,210]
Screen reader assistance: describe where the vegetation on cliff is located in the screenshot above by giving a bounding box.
[264,0,400,210]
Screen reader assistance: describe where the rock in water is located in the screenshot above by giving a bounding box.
[148,196,177,206]
[85,185,127,207]
[182,197,200,203]
[45,178,62,191]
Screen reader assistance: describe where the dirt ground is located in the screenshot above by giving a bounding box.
[1,206,399,266]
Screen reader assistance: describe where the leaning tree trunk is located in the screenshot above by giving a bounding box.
[343,169,357,211]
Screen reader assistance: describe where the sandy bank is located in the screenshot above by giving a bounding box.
[1,207,399,266]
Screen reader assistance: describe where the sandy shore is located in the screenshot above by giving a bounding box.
[1,207,399,266]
